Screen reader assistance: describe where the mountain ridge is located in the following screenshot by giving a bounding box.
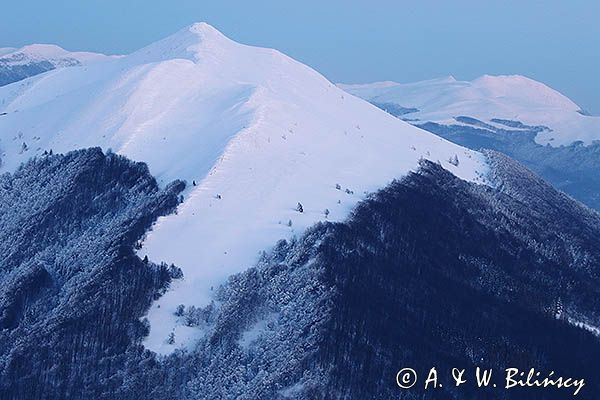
[340,74,600,146]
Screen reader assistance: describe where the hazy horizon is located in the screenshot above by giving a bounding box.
[2,1,598,114]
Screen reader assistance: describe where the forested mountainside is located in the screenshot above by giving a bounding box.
[0,59,58,87]
[179,152,600,399]
[0,149,598,399]
[0,148,184,399]
[413,118,600,212]
[367,102,600,213]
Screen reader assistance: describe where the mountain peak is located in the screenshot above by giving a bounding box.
[187,22,224,36]
[129,22,236,64]
[0,44,72,62]
[14,44,69,58]
[472,74,580,111]
[182,22,231,46]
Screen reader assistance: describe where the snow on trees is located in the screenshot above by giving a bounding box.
[175,304,185,317]
[448,154,460,166]
[167,332,175,345]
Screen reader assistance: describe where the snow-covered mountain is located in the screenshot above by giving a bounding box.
[340,76,600,211]
[1,24,599,400]
[340,75,600,147]
[0,44,113,67]
[0,23,488,353]
[0,44,116,87]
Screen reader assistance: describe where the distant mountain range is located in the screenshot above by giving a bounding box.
[340,77,600,210]
[0,44,116,87]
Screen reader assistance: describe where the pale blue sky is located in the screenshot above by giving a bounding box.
[3,0,599,113]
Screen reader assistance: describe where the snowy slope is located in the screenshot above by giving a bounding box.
[340,76,600,146]
[0,23,488,354]
[0,48,17,57]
